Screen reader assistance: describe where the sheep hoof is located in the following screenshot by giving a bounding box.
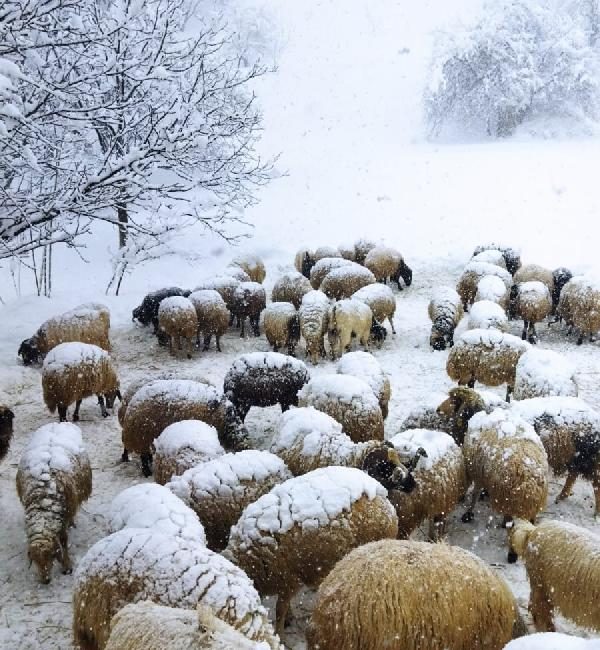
[507,550,518,564]
[62,567,73,575]
[142,466,152,478]
[461,511,474,523]
[72,414,79,422]
[101,411,109,418]
[121,452,129,463]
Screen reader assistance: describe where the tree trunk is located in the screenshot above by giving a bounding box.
[117,203,128,248]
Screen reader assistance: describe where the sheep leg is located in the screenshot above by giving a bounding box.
[275,582,300,636]
[529,581,555,632]
[97,395,108,418]
[121,448,129,463]
[593,476,600,518]
[389,317,396,334]
[461,484,480,522]
[251,317,260,337]
[521,321,528,341]
[556,471,577,503]
[215,335,222,352]
[528,322,538,344]
[428,515,446,542]
[505,384,513,402]
[467,377,476,389]
[58,405,68,422]
[141,452,153,478]
[196,327,201,347]
[72,400,82,422]
[240,317,246,338]
[58,529,72,575]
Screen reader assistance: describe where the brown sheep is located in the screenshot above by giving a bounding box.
[309,257,353,289]
[435,386,487,445]
[271,271,312,308]
[263,302,300,356]
[364,246,413,289]
[158,296,198,359]
[510,281,552,343]
[457,262,513,312]
[320,264,376,300]
[188,290,229,352]
[230,282,266,337]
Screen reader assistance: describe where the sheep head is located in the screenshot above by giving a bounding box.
[369,320,387,347]
[396,260,413,287]
[507,518,535,564]
[18,337,40,365]
[437,387,485,445]
[362,442,421,493]
[29,538,57,584]
[104,389,122,409]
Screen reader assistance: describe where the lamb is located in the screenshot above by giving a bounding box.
[457,261,513,311]
[509,281,552,343]
[504,633,600,650]
[353,237,377,265]
[132,287,189,334]
[513,349,578,400]
[320,263,376,300]
[0,406,15,462]
[158,296,198,358]
[230,253,266,283]
[223,466,399,635]
[297,374,384,443]
[388,428,467,539]
[351,283,396,333]
[230,282,266,337]
[16,423,91,583]
[42,342,121,422]
[262,303,300,356]
[363,245,413,289]
[19,303,111,365]
[475,274,510,310]
[223,352,309,421]
[167,450,292,551]
[194,276,240,314]
[336,351,391,418]
[428,287,464,350]
[104,602,274,650]
[473,243,522,275]
[271,271,312,308]
[309,256,353,289]
[307,540,525,650]
[461,409,549,539]
[551,266,573,315]
[72,528,280,650]
[446,328,531,401]
[467,300,509,332]
[294,248,315,278]
[188,290,229,352]
[327,298,373,359]
[508,519,600,632]
[121,379,249,477]
[299,289,330,363]
[153,420,225,485]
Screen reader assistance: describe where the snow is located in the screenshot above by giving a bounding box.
[462,261,513,288]
[297,374,378,408]
[458,328,531,351]
[227,351,307,374]
[18,423,86,479]
[129,379,221,408]
[468,300,509,331]
[517,280,551,299]
[300,289,329,307]
[514,349,578,400]
[471,249,506,268]
[476,275,508,303]
[351,282,395,303]
[154,420,223,458]
[188,289,226,308]
[263,302,296,315]
[467,408,543,447]
[504,633,600,649]
[42,342,108,371]
[194,275,240,293]
[309,257,353,284]
[157,295,195,315]
[430,286,461,305]
[336,351,387,400]
[511,396,600,432]
[388,428,458,470]
[322,263,375,284]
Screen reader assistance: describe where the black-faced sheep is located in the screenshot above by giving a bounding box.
[509,519,600,632]
[294,248,315,278]
[16,423,92,583]
[309,256,353,289]
[19,303,111,365]
[72,529,280,650]
[188,289,229,352]
[428,287,464,350]
[551,266,573,315]
[262,303,300,356]
[457,262,513,311]
[158,296,198,359]
[299,289,330,364]
[0,406,15,462]
[364,245,413,289]
[320,263,376,300]
[513,349,578,400]
[467,300,509,332]
[351,283,396,334]
[223,352,309,421]
[327,298,374,359]
[230,253,266,283]
[42,342,121,422]
[473,243,522,275]
[230,282,266,337]
[271,271,312,308]
[132,287,189,334]
[306,539,525,650]
[121,379,249,477]
[336,350,391,418]
[509,281,552,343]
[167,450,292,551]
[223,466,399,636]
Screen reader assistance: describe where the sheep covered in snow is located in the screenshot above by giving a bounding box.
[121,380,249,477]
[336,351,391,418]
[306,539,525,650]
[428,287,464,350]
[158,296,198,358]
[473,243,522,275]
[551,266,573,315]
[467,300,509,332]
[0,406,15,462]
[230,254,266,283]
[434,386,495,445]
[475,274,510,310]
[42,342,121,422]
[294,248,315,278]
[262,303,300,356]
[153,420,225,485]
[72,529,280,650]
[388,428,467,539]
[510,281,552,343]
[132,287,189,334]
[299,290,330,364]
[457,262,512,311]
[351,283,396,333]
[353,238,377,265]
[513,263,554,293]
[188,290,230,352]
[16,423,91,583]
[309,257,353,289]
[271,271,312,308]
[504,633,600,650]
[223,352,309,421]
[297,374,384,442]
[565,275,600,345]
[194,276,240,314]
[167,450,291,551]
[230,282,266,337]
[314,245,342,261]
[509,519,600,632]
[513,349,578,400]
[224,467,398,635]
[363,246,413,289]
[327,299,374,359]
[320,263,376,300]
[471,248,507,268]
[446,328,531,401]
[19,303,111,365]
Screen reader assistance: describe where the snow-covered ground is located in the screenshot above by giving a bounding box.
[2,0,600,647]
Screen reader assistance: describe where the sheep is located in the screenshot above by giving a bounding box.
[42,342,121,422]
[513,349,578,400]
[467,299,509,332]
[313,245,341,262]
[271,271,312,308]
[457,261,512,311]
[306,539,525,650]
[297,374,384,443]
[555,275,580,330]
[471,248,507,268]
[299,289,330,364]
[104,602,274,650]
[194,276,240,314]
[294,248,315,278]
[121,379,249,477]
[262,303,300,356]
[72,528,280,650]
[158,296,198,358]
[223,352,309,421]
[320,263,376,300]
[153,420,225,485]
[364,245,413,289]
[18,303,111,365]
[510,396,600,515]
[428,287,464,350]
[223,466,399,636]
[461,409,549,539]
[473,243,522,275]
[132,287,189,335]
[388,428,467,539]
[16,422,91,583]
[327,298,373,359]
[108,483,207,546]
[434,386,495,445]
[167,450,292,551]
[513,263,554,292]
[230,253,266,283]
[475,274,510,310]
[508,518,600,632]
[336,351,391,418]
[551,266,573,315]
[188,290,229,352]
[353,237,377,265]
[446,328,531,401]
[510,281,552,343]
[337,242,356,261]
[309,256,353,289]
[504,633,600,650]
[568,276,600,345]
[0,406,15,462]
[351,283,396,334]
[230,282,266,337]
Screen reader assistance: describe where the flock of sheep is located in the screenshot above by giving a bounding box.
[3,239,600,649]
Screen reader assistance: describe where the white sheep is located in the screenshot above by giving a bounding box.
[513,349,578,400]
[336,350,391,418]
[320,263,376,300]
[428,286,464,350]
[475,274,510,310]
[313,245,341,262]
[271,271,312,308]
[351,283,396,333]
[262,302,300,356]
[467,300,509,332]
[299,289,330,364]
[188,290,230,352]
[510,281,552,343]
[158,296,198,358]
[327,298,373,359]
